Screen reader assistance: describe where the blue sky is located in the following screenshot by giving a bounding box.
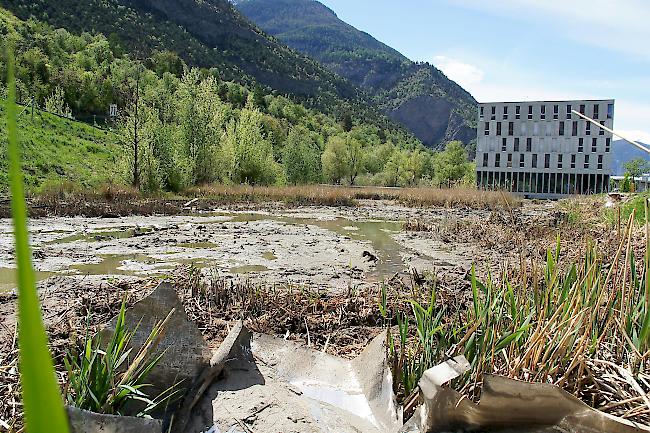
[319,0,650,142]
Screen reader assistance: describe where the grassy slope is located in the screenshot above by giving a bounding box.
[0,103,118,192]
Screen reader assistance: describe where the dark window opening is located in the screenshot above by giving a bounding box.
[598,154,603,170]
[507,153,513,168]
[557,154,563,169]
[508,122,514,136]
[566,104,572,119]
[606,138,611,152]
[553,104,559,119]
[559,122,565,136]
[516,105,521,119]
[571,154,576,169]
[483,153,488,167]
[579,104,585,115]
[586,122,591,135]
[503,106,508,120]
[497,122,502,136]
[607,103,614,119]
[572,121,578,136]
[592,138,597,152]
[491,106,496,120]
[519,154,525,168]
[545,154,550,169]
[502,138,507,151]
[528,105,533,120]
[484,122,490,136]
[578,138,584,152]
[593,104,599,119]
[526,138,532,152]
[532,154,538,168]
[599,121,605,135]
[514,138,520,151]
[541,105,546,120]
[495,154,501,167]
[584,155,590,169]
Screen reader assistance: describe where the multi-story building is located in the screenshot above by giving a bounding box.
[475,99,614,199]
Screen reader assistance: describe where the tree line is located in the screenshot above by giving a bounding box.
[0,8,476,192]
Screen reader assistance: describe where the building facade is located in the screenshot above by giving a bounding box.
[475,99,614,199]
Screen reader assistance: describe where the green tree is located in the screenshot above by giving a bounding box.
[344,135,364,185]
[624,158,649,179]
[433,141,473,186]
[322,135,348,184]
[283,125,321,184]
[44,86,72,117]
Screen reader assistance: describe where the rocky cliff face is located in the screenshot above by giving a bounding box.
[236,0,478,149]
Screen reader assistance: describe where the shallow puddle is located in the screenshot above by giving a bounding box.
[230,264,270,274]
[0,267,54,293]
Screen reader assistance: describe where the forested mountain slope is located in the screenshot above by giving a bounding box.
[235,0,478,149]
[0,0,408,133]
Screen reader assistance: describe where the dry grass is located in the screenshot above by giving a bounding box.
[186,184,520,210]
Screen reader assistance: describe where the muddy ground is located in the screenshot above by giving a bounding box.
[0,199,560,295]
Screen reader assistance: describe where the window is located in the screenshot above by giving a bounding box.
[598,155,603,170]
[578,138,584,152]
[484,122,490,136]
[584,154,590,169]
[526,138,532,152]
[559,122,565,136]
[606,138,611,152]
[508,122,514,136]
[528,105,533,120]
[557,154,563,169]
[533,122,540,136]
[593,104,599,119]
[586,122,591,135]
[515,105,521,119]
[545,154,550,169]
[483,153,488,167]
[497,122,502,136]
[495,154,501,167]
[502,138,507,151]
[541,105,546,120]
[607,103,614,119]
[503,106,508,120]
[592,138,597,152]
[507,153,513,168]
[532,154,538,168]
[566,104,572,119]
[514,138,520,151]
[479,106,484,119]
[553,104,559,119]
[579,104,585,115]
[599,121,605,135]
[571,154,576,169]
[519,154,525,168]
[491,106,496,120]
[572,121,578,136]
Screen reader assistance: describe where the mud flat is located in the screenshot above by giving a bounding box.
[0,201,494,293]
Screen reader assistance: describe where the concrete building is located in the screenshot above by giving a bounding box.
[475,99,615,199]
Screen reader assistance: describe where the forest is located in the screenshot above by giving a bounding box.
[0,8,475,193]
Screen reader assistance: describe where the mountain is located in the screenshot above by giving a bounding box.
[612,140,650,175]
[0,0,406,132]
[234,0,478,149]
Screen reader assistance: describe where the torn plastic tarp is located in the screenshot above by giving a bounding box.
[184,326,401,433]
[401,361,650,433]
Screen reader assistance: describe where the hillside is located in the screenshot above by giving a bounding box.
[235,0,478,149]
[0,0,407,132]
[0,102,119,191]
[612,140,650,175]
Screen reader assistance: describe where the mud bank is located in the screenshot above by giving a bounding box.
[0,202,487,293]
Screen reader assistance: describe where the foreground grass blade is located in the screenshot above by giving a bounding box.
[6,45,70,432]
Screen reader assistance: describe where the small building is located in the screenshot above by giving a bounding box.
[475,99,614,199]
[611,174,650,193]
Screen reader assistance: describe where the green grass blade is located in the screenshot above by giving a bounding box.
[6,44,70,432]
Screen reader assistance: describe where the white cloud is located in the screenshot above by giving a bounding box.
[432,55,484,89]
[452,0,650,61]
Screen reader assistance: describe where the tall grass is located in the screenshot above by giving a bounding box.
[384,204,650,418]
[5,44,70,431]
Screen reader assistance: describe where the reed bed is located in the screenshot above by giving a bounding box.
[384,204,650,425]
[185,184,520,210]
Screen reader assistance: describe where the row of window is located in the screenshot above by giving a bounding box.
[484,137,612,153]
[483,120,609,137]
[479,103,614,121]
[482,153,604,170]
